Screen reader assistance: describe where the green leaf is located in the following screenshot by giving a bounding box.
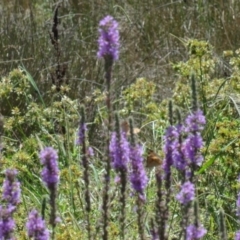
[18,65,45,107]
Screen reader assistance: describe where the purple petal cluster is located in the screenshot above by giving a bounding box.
[0,169,21,239]
[185,110,206,132]
[182,110,206,166]
[171,124,188,171]
[129,145,148,199]
[77,123,87,145]
[39,147,60,188]
[182,133,204,166]
[109,131,130,171]
[176,181,195,205]
[186,224,207,240]
[163,125,180,175]
[0,206,15,239]
[165,110,206,174]
[97,15,120,60]
[26,209,49,240]
[2,169,21,207]
[235,231,240,240]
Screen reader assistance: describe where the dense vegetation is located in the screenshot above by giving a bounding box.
[1,0,240,239]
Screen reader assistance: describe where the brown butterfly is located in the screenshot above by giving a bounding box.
[121,120,140,135]
[146,149,162,168]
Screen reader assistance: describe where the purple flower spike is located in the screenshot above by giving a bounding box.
[26,209,49,240]
[172,124,188,171]
[176,181,195,205]
[0,169,21,239]
[0,206,16,239]
[97,15,120,60]
[129,145,148,199]
[182,110,206,167]
[2,169,21,207]
[163,125,179,176]
[182,133,204,166]
[186,224,207,240]
[39,147,60,188]
[109,131,130,171]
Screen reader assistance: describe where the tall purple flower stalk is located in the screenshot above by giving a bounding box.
[109,131,130,172]
[109,126,130,240]
[128,117,148,240]
[97,15,120,129]
[182,75,206,177]
[130,144,148,240]
[175,109,206,239]
[182,110,206,172]
[97,15,120,240]
[97,15,120,61]
[162,126,176,176]
[173,110,206,239]
[39,147,59,239]
[129,144,148,200]
[40,147,59,189]
[156,101,175,240]
[0,169,21,239]
[26,209,49,240]
[172,124,187,173]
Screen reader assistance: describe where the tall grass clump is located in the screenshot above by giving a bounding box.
[1,1,240,239]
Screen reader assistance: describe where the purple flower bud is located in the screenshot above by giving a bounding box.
[97,15,120,60]
[109,131,130,171]
[186,224,207,239]
[26,209,49,240]
[39,147,60,189]
[129,145,148,199]
[176,181,195,205]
